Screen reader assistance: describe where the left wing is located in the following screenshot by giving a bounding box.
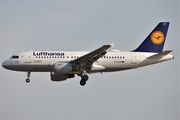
[70,43,114,69]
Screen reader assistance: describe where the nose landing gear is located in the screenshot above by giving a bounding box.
[26,71,31,83]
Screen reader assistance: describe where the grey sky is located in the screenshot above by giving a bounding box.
[0,0,179,120]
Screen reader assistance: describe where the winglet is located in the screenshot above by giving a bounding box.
[110,42,115,47]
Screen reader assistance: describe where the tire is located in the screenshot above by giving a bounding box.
[82,75,89,81]
[80,80,86,86]
[26,79,30,83]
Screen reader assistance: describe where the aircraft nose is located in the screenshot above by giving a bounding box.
[2,60,8,69]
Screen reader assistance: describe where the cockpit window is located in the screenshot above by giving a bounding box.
[10,55,19,59]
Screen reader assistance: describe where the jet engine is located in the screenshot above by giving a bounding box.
[50,72,74,81]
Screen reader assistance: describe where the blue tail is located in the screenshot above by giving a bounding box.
[133,22,170,53]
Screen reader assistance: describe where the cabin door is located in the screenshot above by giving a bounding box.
[25,52,31,63]
[131,53,137,64]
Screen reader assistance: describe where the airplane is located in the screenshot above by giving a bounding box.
[2,22,174,86]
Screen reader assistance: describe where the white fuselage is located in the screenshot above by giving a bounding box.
[2,51,173,74]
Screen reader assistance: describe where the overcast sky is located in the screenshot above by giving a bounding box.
[0,0,179,120]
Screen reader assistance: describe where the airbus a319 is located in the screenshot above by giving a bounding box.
[2,22,174,86]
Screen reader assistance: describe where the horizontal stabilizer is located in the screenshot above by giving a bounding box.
[148,50,172,58]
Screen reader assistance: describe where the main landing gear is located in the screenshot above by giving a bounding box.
[26,71,31,83]
[80,75,89,86]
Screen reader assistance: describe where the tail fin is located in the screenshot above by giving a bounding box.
[133,22,170,53]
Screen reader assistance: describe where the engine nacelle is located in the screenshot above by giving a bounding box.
[51,72,75,81]
[53,62,72,74]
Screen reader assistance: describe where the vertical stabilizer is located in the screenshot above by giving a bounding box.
[133,22,169,53]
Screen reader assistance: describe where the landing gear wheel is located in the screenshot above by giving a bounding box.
[82,75,89,81]
[26,71,31,83]
[79,74,89,86]
[80,80,86,86]
[26,78,30,83]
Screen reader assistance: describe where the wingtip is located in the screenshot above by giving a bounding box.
[110,42,115,47]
